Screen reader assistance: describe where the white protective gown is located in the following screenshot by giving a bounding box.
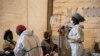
[14,30,42,56]
[68,24,84,56]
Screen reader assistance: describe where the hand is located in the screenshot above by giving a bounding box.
[45,53,50,56]
[5,51,10,54]
[58,26,65,36]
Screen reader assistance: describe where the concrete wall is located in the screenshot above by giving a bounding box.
[28,0,47,41]
[52,0,100,52]
[0,0,47,50]
[0,0,27,50]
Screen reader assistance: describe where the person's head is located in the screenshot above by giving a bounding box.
[4,29,13,41]
[16,25,26,36]
[44,31,50,40]
[71,17,79,25]
[71,11,85,25]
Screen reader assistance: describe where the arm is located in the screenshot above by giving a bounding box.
[14,43,25,56]
[77,25,84,42]
[14,37,25,56]
[3,41,13,51]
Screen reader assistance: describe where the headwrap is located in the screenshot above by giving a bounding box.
[16,25,26,35]
[72,11,85,22]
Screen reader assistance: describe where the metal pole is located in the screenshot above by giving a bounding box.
[58,35,61,56]
[58,14,62,56]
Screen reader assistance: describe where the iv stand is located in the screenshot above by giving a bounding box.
[50,15,62,56]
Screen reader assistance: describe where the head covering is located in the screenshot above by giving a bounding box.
[72,11,85,22]
[16,25,26,35]
[4,29,13,40]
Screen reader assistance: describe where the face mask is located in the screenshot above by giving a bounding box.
[45,37,50,40]
[70,20,74,27]
[7,36,12,42]
[7,37,10,40]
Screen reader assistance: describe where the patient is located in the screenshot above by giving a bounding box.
[3,29,16,56]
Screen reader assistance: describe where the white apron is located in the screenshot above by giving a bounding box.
[68,25,84,56]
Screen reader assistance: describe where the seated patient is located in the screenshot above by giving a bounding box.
[41,31,54,56]
[3,29,16,56]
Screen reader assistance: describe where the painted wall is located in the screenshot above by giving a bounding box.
[28,0,47,42]
[0,0,47,50]
[52,0,100,52]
